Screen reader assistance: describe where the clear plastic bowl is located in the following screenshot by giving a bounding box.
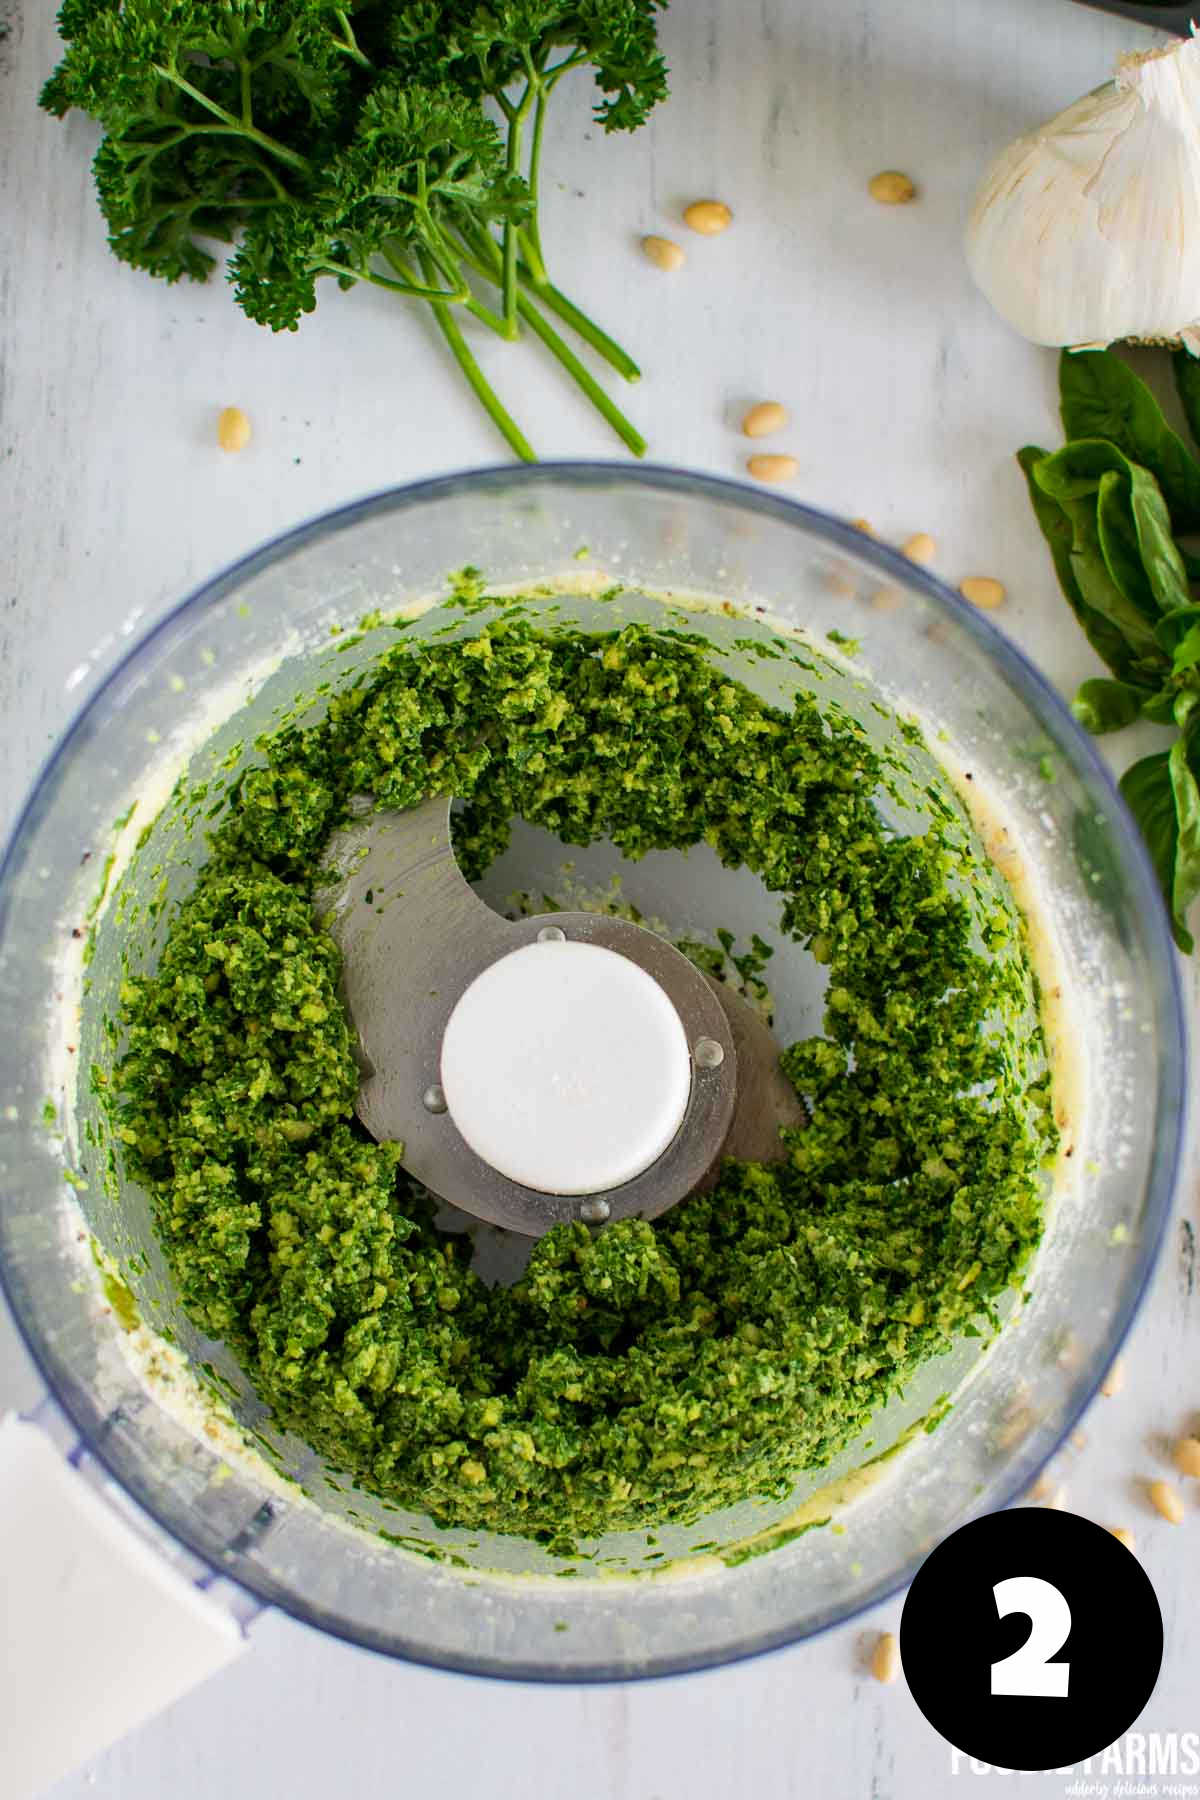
[0,465,1185,1678]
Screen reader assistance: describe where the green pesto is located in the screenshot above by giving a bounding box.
[107,618,1054,1543]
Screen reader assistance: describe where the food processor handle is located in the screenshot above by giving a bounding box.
[0,1412,249,1797]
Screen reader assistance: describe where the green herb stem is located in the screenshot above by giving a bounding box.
[516,247,642,382]
[501,101,528,333]
[456,223,644,450]
[515,287,646,456]
[527,89,548,265]
[322,258,465,305]
[152,65,311,173]
[331,9,372,71]
[412,249,537,463]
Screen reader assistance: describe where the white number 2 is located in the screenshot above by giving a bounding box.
[990,1575,1071,1698]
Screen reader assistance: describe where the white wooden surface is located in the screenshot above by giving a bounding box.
[3,0,1199,1795]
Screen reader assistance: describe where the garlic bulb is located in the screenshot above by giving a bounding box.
[966,35,1200,354]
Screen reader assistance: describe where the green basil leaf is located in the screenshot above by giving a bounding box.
[1172,348,1200,454]
[1071,678,1146,735]
[1119,751,1192,952]
[1173,627,1200,674]
[1096,468,1157,618]
[1129,465,1193,614]
[1035,439,1191,616]
[1169,726,1200,949]
[1060,349,1200,531]
[1153,605,1200,655]
[1035,465,1168,667]
[1018,447,1158,684]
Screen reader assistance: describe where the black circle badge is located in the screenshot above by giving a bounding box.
[899,1507,1163,1771]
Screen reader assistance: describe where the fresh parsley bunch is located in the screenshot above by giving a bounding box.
[41,0,670,459]
[1020,349,1200,950]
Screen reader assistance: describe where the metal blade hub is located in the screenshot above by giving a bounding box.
[318,795,802,1236]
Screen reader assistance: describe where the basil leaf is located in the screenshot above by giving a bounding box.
[1119,751,1192,952]
[1035,439,1190,616]
[1129,466,1193,614]
[1071,678,1146,734]
[1017,447,1157,684]
[1034,454,1168,668]
[1096,468,1157,618]
[1169,726,1200,950]
[1173,628,1200,674]
[1172,348,1200,454]
[1060,349,1200,531]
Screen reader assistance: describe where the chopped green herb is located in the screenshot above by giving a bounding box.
[105,615,1053,1542]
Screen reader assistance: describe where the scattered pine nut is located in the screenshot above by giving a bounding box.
[959,576,1006,611]
[826,567,855,598]
[217,406,252,452]
[747,453,798,485]
[871,1632,900,1685]
[871,587,902,614]
[641,235,685,272]
[1110,1527,1136,1552]
[869,170,917,206]
[742,401,789,439]
[683,199,733,236]
[902,532,936,566]
[850,517,876,536]
[1173,1435,1200,1478]
[1148,1479,1185,1524]
[1100,1358,1125,1398]
[1029,1472,1064,1508]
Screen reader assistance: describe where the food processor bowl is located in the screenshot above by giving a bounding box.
[0,465,1184,1680]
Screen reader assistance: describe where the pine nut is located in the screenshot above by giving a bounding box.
[1149,1479,1185,1524]
[641,235,686,272]
[1111,1527,1136,1551]
[683,199,732,236]
[869,170,917,206]
[1173,1436,1200,1478]
[217,406,252,452]
[742,401,789,439]
[871,1631,900,1684]
[850,517,875,536]
[747,454,798,484]
[1100,1358,1125,1397]
[959,576,1006,611]
[871,587,902,613]
[902,532,937,565]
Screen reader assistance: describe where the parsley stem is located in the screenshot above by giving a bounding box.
[152,65,311,174]
[502,107,527,335]
[514,289,646,455]
[525,88,548,269]
[413,249,536,463]
[455,222,644,453]
[331,10,372,71]
[515,248,642,383]
[515,80,640,382]
[322,260,464,305]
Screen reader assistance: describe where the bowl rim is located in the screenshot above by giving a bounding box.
[0,460,1187,1681]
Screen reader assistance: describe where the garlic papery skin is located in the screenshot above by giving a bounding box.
[966,35,1200,355]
